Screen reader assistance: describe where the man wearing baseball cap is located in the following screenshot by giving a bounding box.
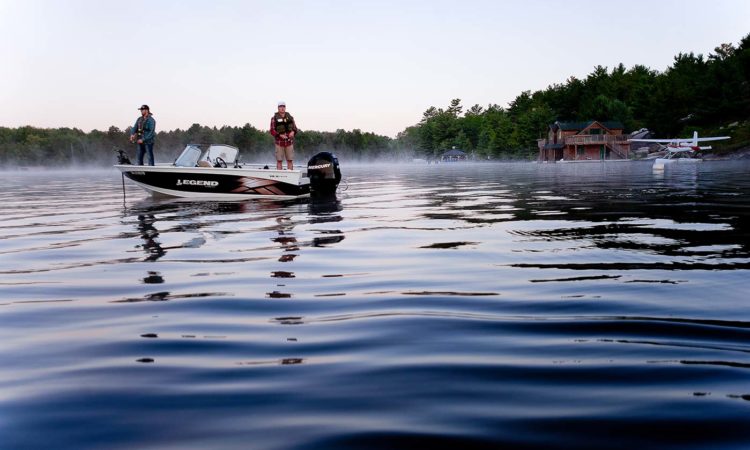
[270,101,298,170]
[129,104,156,165]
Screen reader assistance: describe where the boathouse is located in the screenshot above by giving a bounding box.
[440,148,468,162]
[537,121,630,162]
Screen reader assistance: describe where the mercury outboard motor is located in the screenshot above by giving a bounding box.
[307,152,341,195]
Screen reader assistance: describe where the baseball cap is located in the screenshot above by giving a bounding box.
[138,104,150,110]
[278,101,286,107]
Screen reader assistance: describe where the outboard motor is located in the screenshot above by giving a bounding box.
[307,152,341,195]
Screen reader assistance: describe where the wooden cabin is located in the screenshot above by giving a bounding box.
[537,121,630,162]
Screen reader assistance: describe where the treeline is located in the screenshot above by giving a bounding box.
[397,33,750,160]
[0,122,398,167]
[155,123,398,162]
[2,34,748,166]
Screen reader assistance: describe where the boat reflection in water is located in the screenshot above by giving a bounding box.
[136,214,165,262]
[120,184,346,302]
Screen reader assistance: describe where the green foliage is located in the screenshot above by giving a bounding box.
[0,122,397,166]
[398,33,750,159]
[0,125,114,166]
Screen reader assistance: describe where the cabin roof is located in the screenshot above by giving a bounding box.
[441,149,467,157]
[553,120,624,132]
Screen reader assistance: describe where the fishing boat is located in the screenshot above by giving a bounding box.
[115,144,341,200]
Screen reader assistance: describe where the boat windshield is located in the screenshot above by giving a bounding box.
[174,145,203,167]
[206,145,238,163]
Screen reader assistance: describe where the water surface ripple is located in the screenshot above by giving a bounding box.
[2,162,750,449]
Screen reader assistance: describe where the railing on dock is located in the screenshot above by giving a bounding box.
[564,134,630,159]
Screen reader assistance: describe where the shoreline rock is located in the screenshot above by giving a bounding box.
[704,146,750,160]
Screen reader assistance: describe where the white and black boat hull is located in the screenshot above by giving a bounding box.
[115,145,341,200]
[116,165,311,200]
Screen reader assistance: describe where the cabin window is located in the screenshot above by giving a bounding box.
[590,128,601,135]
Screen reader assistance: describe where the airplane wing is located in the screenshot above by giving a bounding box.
[629,136,729,143]
[693,136,730,142]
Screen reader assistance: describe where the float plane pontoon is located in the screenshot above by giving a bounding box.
[629,131,730,169]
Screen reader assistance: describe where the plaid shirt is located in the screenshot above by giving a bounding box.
[270,114,297,147]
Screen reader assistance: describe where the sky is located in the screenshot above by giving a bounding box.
[0,0,748,138]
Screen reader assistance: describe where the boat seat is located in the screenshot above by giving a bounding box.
[197,160,212,167]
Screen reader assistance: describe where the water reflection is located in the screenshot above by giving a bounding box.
[309,196,345,248]
[136,214,165,262]
[236,357,304,366]
[312,231,345,247]
[124,195,349,303]
[271,271,295,278]
[396,163,750,272]
[112,291,224,303]
[308,194,343,223]
[267,214,298,298]
[272,217,299,262]
[142,271,164,284]
[4,166,750,450]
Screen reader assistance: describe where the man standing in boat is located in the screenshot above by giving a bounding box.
[129,104,156,166]
[270,101,297,170]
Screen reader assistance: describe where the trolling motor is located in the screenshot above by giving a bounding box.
[307,151,341,195]
[114,147,132,165]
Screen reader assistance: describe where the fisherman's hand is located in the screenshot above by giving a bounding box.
[137,139,143,144]
[288,131,295,138]
[129,135,135,143]
[281,134,288,139]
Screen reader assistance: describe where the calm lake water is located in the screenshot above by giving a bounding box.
[2,161,750,450]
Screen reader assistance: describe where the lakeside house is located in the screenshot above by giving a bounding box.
[537,120,630,162]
